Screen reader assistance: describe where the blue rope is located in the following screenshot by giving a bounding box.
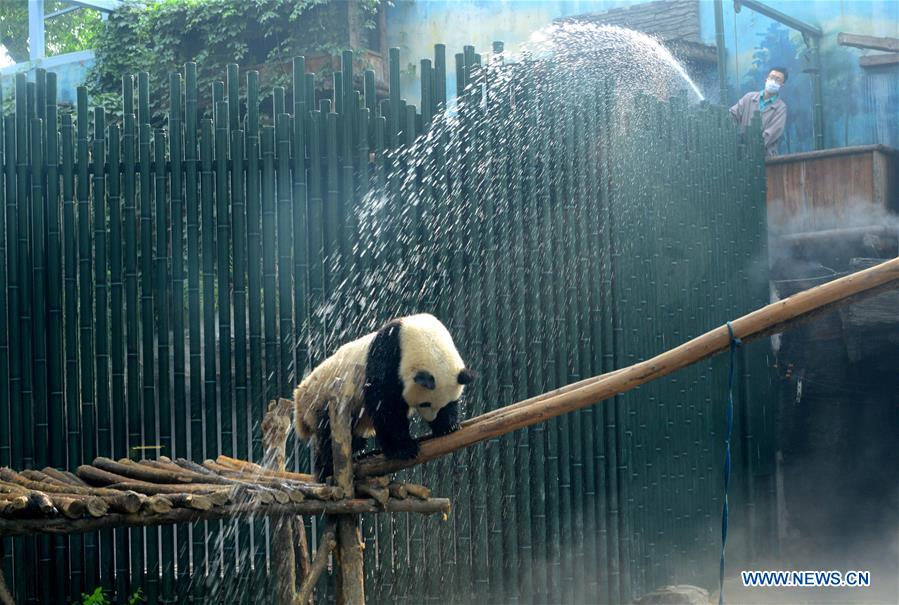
[719,321,741,605]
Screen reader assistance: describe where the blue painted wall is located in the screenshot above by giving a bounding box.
[387,0,899,152]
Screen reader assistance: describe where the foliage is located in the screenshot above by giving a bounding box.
[77,586,144,605]
[0,1,103,63]
[88,0,383,124]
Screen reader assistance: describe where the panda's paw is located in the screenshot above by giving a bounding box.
[430,421,460,437]
[384,439,420,461]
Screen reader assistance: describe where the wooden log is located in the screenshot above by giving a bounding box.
[210,456,329,496]
[138,458,231,483]
[39,467,90,487]
[216,454,316,484]
[837,32,899,52]
[403,483,431,501]
[295,523,337,605]
[0,483,55,515]
[93,457,194,484]
[0,566,13,605]
[12,470,143,513]
[356,256,899,477]
[329,386,365,605]
[163,494,214,511]
[0,498,451,536]
[182,457,326,501]
[264,398,300,605]
[142,495,174,514]
[859,53,899,68]
[386,483,407,500]
[167,459,279,504]
[0,469,114,515]
[295,517,311,593]
[261,397,294,471]
[0,495,28,514]
[200,460,297,503]
[47,494,108,519]
[77,465,233,501]
[24,492,55,515]
[356,483,389,506]
[46,495,86,519]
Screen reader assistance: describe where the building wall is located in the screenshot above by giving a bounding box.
[386,0,899,152]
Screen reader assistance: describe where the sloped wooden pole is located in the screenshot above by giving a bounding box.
[356,256,899,478]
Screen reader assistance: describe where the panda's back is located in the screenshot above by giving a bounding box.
[293,332,376,440]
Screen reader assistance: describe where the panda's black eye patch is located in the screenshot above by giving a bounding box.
[414,370,436,390]
[419,402,432,409]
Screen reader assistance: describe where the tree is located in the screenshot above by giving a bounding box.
[0,1,103,63]
[88,0,382,123]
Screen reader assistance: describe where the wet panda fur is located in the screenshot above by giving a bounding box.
[293,313,474,481]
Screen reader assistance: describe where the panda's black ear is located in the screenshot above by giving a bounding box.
[414,370,436,390]
[457,368,475,385]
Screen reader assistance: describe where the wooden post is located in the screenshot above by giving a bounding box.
[262,398,299,605]
[329,383,366,605]
[296,522,337,605]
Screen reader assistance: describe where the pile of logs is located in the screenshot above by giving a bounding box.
[0,455,449,537]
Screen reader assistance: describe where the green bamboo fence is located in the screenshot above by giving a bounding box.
[0,42,774,604]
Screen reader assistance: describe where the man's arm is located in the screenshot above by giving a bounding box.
[729,93,747,122]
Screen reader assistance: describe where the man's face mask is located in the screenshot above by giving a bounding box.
[765,79,781,94]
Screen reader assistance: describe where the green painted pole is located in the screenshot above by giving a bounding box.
[154,127,176,603]
[16,74,33,477]
[244,68,268,597]
[526,93,552,604]
[167,71,190,597]
[75,84,97,594]
[261,123,277,405]
[183,61,206,604]
[31,113,53,604]
[106,118,129,602]
[199,117,218,597]
[213,101,234,598]
[275,112,292,398]
[122,110,143,597]
[230,126,250,594]
[93,107,116,596]
[30,115,48,472]
[291,58,309,435]
[0,77,11,600]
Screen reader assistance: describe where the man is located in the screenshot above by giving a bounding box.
[729,67,788,157]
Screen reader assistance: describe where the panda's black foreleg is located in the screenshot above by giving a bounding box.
[313,408,334,483]
[365,320,419,460]
[428,400,461,437]
[369,402,419,460]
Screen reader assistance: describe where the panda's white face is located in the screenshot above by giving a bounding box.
[397,314,469,423]
[403,370,464,422]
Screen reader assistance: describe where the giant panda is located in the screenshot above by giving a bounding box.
[293,313,474,481]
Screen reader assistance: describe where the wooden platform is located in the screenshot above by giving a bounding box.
[0,455,449,537]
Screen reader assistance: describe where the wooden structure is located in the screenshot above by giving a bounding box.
[0,457,447,539]
[766,145,899,230]
[838,32,899,69]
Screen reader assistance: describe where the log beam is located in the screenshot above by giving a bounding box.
[356,256,899,477]
[837,32,899,52]
[0,498,451,537]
